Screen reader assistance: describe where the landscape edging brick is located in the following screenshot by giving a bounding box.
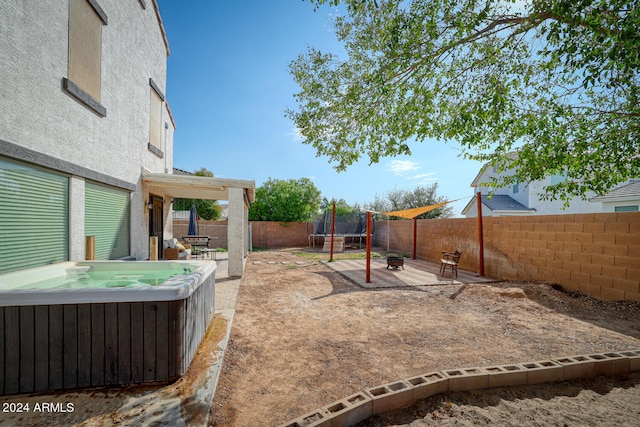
[278,349,640,427]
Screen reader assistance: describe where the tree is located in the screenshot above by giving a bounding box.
[288,0,640,203]
[249,178,322,222]
[173,198,222,221]
[172,167,221,220]
[320,197,361,215]
[367,183,454,219]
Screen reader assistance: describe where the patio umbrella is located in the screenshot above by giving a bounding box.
[188,203,198,236]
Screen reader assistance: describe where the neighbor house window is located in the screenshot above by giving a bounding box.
[0,157,69,274]
[64,0,108,116]
[513,182,519,193]
[148,78,165,157]
[615,205,639,212]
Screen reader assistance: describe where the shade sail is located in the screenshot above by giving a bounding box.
[380,198,465,219]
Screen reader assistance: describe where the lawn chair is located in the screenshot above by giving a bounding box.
[440,249,462,278]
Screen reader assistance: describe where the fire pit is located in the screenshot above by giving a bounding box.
[386,256,404,270]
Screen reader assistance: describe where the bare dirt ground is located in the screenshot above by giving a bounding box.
[209,249,640,426]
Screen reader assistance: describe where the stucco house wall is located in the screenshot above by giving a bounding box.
[0,0,174,262]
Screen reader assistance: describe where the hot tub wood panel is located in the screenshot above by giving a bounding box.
[105,303,119,386]
[91,304,106,387]
[34,306,49,391]
[0,271,215,395]
[5,307,20,394]
[63,305,78,389]
[20,306,35,393]
[78,305,92,388]
[131,302,144,384]
[117,303,131,386]
[49,305,64,391]
[0,308,3,394]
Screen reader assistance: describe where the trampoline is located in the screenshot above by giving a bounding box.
[307,211,371,249]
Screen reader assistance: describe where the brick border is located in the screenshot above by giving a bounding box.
[278,349,640,427]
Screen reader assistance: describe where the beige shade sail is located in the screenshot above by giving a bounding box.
[380,198,465,219]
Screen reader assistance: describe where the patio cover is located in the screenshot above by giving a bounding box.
[142,172,255,277]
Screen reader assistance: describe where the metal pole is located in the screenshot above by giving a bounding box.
[477,191,485,276]
[386,217,390,253]
[413,217,417,260]
[366,211,371,283]
[329,201,336,262]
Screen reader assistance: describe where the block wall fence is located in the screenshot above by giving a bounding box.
[375,212,640,302]
[173,220,229,249]
[240,213,640,302]
[251,221,312,248]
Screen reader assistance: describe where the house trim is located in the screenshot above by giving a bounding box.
[149,77,165,101]
[151,0,171,56]
[62,78,107,117]
[0,138,135,192]
[87,0,108,25]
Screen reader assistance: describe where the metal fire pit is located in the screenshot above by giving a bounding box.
[386,256,404,270]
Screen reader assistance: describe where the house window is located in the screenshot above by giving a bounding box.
[148,78,165,158]
[64,0,108,117]
[513,182,519,193]
[615,205,639,212]
[0,157,69,274]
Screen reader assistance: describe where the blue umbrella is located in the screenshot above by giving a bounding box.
[188,204,198,236]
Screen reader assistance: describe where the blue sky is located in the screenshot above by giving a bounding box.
[157,0,483,216]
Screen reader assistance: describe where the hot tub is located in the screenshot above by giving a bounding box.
[0,260,217,395]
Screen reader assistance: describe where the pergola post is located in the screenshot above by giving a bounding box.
[228,187,246,277]
[477,191,485,277]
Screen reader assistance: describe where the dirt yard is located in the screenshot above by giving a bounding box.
[209,249,640,426]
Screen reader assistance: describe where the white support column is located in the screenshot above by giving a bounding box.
[228,187,245,277]
[69,176,85,261]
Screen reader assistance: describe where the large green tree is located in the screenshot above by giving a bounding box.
[288,0,639,202]
[249,177,322,221]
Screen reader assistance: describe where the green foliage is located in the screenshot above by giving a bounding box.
[320,197,361,215]
[173,198,221,221]
[249,177,322,222]
[193,167,214,177]
[289,0,640,202]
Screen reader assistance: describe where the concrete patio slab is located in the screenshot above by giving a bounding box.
[324,258,498,288]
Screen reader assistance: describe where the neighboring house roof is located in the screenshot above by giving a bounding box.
[172,167,192,175]
[482,195,533,212]
[462,194,536,215]
[590,180,640,202]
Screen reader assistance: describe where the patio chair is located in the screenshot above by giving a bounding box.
[440,249,462,278]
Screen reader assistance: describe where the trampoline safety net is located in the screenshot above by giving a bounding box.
[309,211,369,236]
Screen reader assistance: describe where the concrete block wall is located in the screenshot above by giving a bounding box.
[373,212,640,302]
[372,218,480,272]
[241,212,639,302]
[173,219,228,249]
[279,349,640,427]
[481,212,640,302]
[251,221,312,248]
